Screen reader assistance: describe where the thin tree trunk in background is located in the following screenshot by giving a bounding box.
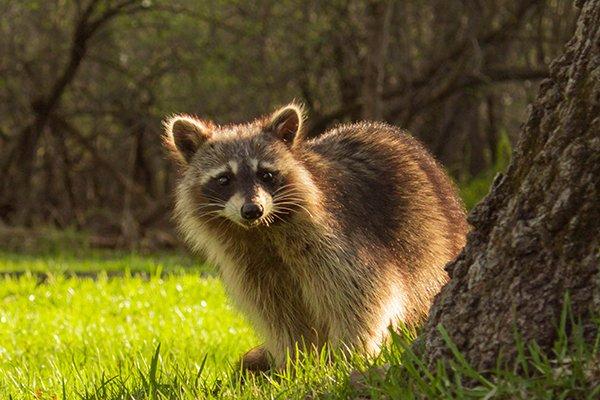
[133,128,154,199]
[419,0,600,370]
[426,95,468,177]
[53,117,156,207]
[485,94,500,166]
[52,126,80,227]
[466,96,486,176]
[361,0,393,120]
[121,132,140,246]
[434,93,486,179]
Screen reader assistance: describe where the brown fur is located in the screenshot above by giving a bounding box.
[163,104,468,370]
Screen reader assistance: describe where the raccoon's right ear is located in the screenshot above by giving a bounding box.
[163,115,212,165]
[265,103,305,148]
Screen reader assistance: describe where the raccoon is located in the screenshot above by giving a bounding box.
[163,103,468,371]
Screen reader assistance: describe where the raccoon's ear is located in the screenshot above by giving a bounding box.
[265,104,305,147]
[163,115,212,165]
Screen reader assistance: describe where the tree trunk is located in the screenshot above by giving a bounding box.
[361,0,393,120]
[420,0,600,371]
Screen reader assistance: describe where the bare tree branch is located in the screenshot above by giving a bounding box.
[309,0,545,135]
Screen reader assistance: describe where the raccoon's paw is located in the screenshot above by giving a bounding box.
[239,345,272,373]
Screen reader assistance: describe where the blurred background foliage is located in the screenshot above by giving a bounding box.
[0,0,577,248]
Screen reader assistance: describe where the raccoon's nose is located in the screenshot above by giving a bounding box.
[241,203,264,221]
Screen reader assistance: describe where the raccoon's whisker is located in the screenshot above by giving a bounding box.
[192,206,224,216]
[201,194,227,203]
[273,201,306,207]
[273,191,304,198]
[273,195,306,204]
[199,209,221,216]
[274,182,295,190]
[273,188,302,197]
[194,208,221,216]
[274,204,314,219]
[273,201,304,206]
[273,194,305,203]
[194,203,225,210]
[273,206,295,213]
[274,184,300,192]
[194,200,225,206]
[194,208,223,214]
[201,217,219,225]
[273,189,305,197]
[201,212,221,223]
[273,197,306,204]
[202,198,225,205]
[273,183,297,195]
[201,213,225,225]
[260,216,272,227]
[275,203,315,218]
[270,212,287,224]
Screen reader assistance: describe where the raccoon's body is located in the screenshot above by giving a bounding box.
[163,104,467,369]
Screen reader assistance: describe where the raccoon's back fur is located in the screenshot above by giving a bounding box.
[163,104,468,368]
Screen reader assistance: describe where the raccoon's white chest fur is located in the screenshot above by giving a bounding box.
[175,187,272,337]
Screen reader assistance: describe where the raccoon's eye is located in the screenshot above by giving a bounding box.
[215,173,232,186]
[259,170,275,183]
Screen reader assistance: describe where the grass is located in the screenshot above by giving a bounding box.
[1,247,599,399]
[0,262,256,399]
[0,250,204,276]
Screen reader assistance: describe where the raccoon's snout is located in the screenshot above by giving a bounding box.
[241,203,264,221]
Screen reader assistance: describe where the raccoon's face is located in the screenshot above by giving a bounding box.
[164,104,309,229]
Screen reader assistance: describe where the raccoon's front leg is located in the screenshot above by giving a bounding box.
[260,312,325,368]
[245,286,323,368]
[299,262,391,355]
[235,318,297,371]
[239,345,271,372]
[234,318,295,371]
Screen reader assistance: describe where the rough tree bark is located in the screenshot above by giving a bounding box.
[420,0,600,370]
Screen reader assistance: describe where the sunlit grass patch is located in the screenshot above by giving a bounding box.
[0,250,209,276]
[0,272,257,399]
[1,249,599,399]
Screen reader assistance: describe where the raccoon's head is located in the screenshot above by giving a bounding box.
[164,103,317,231]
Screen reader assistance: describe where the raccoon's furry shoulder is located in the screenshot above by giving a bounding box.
[298,121,467,252]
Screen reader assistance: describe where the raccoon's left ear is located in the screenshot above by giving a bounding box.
[163,115,212,166]
[265,103,305,148]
